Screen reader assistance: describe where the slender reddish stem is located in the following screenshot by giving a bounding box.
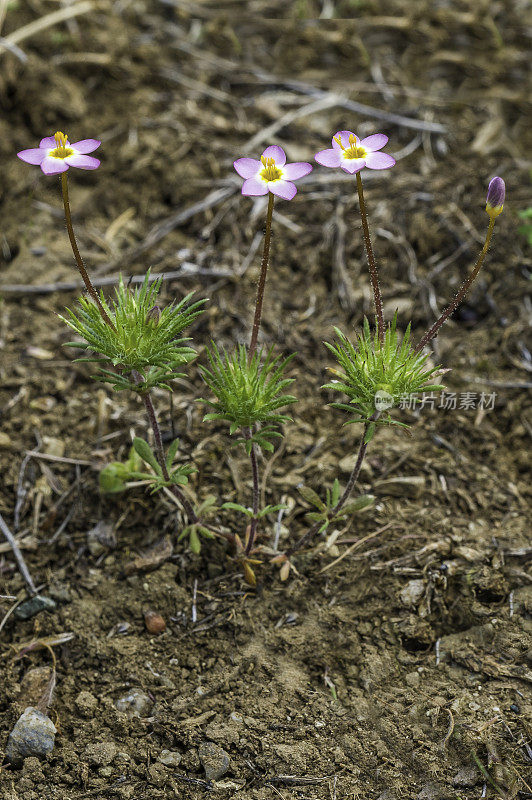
[287,421,371,556]
[60,172,115,330]
[356,172,384,342]
[249,192,274,359]
[414,218,495,354]
[130,370,198,525]
[245,430,260,556]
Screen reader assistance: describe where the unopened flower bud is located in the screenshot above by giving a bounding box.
[485,176,505,219]
[146,305,161,325]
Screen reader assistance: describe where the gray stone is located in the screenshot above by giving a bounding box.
[99,766,113,778]
[87,520,116,555]
[452,765,481,787]
[115,689,153,718]
[198,741,230,781]
[400,579,425,607]
[85,741,118,766]
[417,783,450,800]
[5,707,56,765]
[13,596,56,621]
[405,671,421,688]
[158,749,182,768]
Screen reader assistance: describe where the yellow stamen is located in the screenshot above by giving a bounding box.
[51,131,74,160]
[335,133,366,160]
[260,155,282,182]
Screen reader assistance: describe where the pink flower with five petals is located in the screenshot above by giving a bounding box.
[234,145,312,201]
[315,131,395,175]
[17,131,101,175]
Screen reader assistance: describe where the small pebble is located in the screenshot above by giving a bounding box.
[87,520,116,556]
[198,741,230,781]
[452,765,481,788]
[400,579,425,607]
[99,766,113,778]
[405,671,421,688]
[115,689,153,718]
[417,783,448,800]
[158,749,182,767]
[6,707,57,766]
[144,610,166,635]
[14,595,56,621]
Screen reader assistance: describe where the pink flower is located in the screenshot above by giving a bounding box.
[17,131,101,175]
[234,145,312,200]
[315,130,395,174]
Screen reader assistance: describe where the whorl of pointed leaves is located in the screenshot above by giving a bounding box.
[199,344,297,454]
[323,315,444,429]
[61,271,205,392]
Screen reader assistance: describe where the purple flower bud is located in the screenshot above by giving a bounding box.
[485,176,505,218]
[146,305,161,324]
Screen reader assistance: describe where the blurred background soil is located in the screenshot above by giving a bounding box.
[0,1,531,798]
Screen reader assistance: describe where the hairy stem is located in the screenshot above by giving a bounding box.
[131,370,198,525]
[333,426,370,514]
[60,172,115,330]
[414,218,496,354]
[249,192,274,359]
[143,390,199,522]
[356,172,384,342]
[245,429,260,556]
[131,374,236,545]
[287,421,370,556]
[142,390,171,481]
[0,512,38,596]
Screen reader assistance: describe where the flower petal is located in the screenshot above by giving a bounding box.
[242,177,269,196]
[359,133,388,152]
[268,180,297,200]
[233,158,261,178]
[282,161,312,180]
[17,148,47,165]
[341,158,366,174]
[70,138,101,154]
[261,145,286,166]
[64,153,100,170]
[364,152,396,170]
[332,131,356,151]
[40,137,56,148]
[315,148,342,168]
[41,156,69,175]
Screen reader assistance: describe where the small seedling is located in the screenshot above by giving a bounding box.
[200,344,296,561]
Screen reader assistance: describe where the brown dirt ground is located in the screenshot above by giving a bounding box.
[0,2,531,798]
